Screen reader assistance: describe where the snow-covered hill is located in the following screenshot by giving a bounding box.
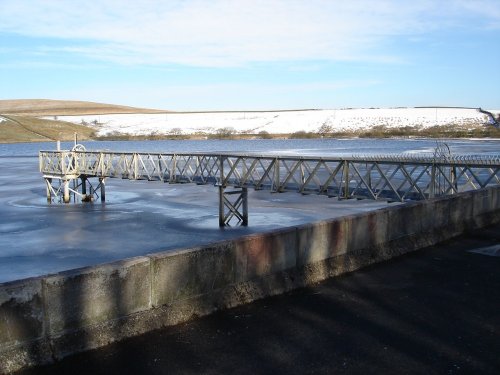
[51,107,499,136]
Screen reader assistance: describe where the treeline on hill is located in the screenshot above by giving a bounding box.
[95,124,500,141]
[314,124,500,139]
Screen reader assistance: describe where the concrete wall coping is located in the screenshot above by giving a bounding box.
[1,185,499,373]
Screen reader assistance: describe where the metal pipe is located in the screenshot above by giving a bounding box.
[63,180,70,203]
[45,178,52,202]
[100,178,106,202]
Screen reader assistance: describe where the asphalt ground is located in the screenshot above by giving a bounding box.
[17,224,500,375]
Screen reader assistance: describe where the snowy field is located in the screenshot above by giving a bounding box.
[51,107,499,137]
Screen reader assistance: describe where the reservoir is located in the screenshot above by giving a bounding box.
[1,138,499,283]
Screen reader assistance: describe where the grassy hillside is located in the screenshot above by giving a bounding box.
[0,115,96,143]
[0,99,166,116]
[0,99,167,143]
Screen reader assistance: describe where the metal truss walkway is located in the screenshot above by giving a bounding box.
[39,147,500,226]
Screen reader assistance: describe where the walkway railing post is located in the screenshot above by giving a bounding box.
[99,152,105,176]
[133,153,138,180]
[430,164,436,198]
[219,155,225,226]
[61,152,66,176]
[273,157,280,192]
[171,154,177,183]
[242,187,248,226]
[451,166,457,194]
[218,185,225,227]
[366,162,372,191]
[343,160,350,199]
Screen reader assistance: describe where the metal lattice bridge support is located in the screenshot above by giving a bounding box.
[219,186,248,226]
[44,175,106,204]
[39,147,500,227]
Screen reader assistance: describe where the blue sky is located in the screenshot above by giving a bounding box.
[0,0,499,111]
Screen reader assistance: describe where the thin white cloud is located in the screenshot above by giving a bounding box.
[1,0,499,67]
[451,0,500,29]
[0,61,104,70]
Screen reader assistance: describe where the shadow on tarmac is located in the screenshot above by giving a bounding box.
[16,225,500,375]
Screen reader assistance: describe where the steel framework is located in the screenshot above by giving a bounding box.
[40,149,500,226]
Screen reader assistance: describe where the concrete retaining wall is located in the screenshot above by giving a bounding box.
[2,186,500,373]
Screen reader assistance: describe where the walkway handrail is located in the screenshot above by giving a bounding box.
[40,150,500,172]
[39,150,500,225]
[40,149,500,200]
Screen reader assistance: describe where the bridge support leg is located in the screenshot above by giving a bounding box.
[63,180,70,203]
[81,176,91,202]
[45,178,52,202]
[219,186,248,227]
[100,178,106,202]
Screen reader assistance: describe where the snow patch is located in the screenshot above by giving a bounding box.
[48,107,497,137]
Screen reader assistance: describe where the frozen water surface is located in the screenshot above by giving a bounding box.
[1,138,499,282]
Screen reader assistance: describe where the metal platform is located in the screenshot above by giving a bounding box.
[39,147,500,226]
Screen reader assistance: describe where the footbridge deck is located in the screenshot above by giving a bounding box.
[39,148,500,226]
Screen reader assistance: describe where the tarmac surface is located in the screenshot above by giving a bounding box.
[16,224,500,375]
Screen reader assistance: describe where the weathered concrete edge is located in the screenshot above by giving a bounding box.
[1,186,499,374]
